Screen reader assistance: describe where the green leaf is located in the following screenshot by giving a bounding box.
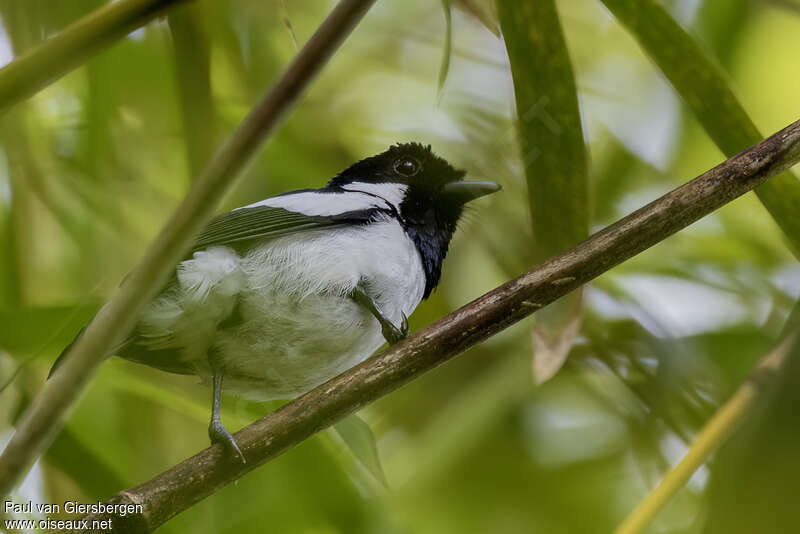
[497,0,589,383]
[279,0,299,51]
[438,0,453,98]
[332,413,387,488]
[600,0,800,256]
[454,0,499,36]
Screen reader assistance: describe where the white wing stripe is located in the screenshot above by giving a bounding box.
[241,190,387,216]
[341,182,408,211]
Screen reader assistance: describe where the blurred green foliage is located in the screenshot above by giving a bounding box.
[0,1,799,533]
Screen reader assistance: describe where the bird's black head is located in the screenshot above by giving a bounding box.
[328,143,500,298]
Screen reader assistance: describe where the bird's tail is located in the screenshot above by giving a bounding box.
[48,325,126,378]
[47,327,85,378]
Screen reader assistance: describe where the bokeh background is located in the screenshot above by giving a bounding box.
[1,0,800,532]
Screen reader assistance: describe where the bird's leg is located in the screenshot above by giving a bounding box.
[351,282,408,344]
[208,367,245,463]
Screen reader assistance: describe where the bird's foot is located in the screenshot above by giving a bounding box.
[209,419,246,463]
[382,312,409,344]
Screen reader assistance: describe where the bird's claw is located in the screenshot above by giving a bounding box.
[209,419,246,463]
[383,312,409,344]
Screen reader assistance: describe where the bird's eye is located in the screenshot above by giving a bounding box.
[393,156,421,177]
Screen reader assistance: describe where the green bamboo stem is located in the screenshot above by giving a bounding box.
[615,333,798,534]
[0,0,378,497]
[497,0,589,383]
[168,7,218,179]
[0,0,191,114]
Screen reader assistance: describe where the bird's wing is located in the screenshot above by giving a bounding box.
[191,206,338,251]
[191,191,395,252]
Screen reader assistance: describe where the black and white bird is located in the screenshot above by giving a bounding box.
[51,142,500,461]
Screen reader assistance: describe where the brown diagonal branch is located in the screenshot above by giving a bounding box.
[0,0,378,498]
[70,118,800,533]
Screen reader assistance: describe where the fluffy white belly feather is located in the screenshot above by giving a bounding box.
[137,217,426,400]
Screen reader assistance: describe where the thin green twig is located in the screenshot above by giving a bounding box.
[615,332,799,534]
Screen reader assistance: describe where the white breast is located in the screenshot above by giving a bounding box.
[242,215,423,311]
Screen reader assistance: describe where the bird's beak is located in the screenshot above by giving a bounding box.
[442,180,502,204]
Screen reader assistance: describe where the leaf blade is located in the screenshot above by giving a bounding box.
[332,413,388,488]
[438,0,453,97]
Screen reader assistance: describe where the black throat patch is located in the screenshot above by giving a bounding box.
[398,196,459,299]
